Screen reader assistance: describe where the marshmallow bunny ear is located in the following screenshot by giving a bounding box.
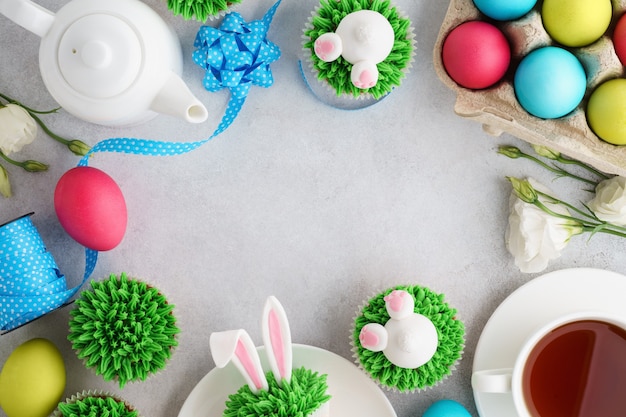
[210,329,269,394]
[262,296,292,386]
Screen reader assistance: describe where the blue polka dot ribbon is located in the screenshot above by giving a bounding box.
[0,214,97,331]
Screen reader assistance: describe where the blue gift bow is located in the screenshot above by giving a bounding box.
[0,1,281,333]
[192,7,281,100]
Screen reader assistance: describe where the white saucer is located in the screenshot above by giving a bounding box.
[178,344,397,417]
[472,268,626,417]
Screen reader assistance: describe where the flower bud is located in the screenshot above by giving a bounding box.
[532,144,560,160]
[0,164,11,198]
[497,146,522,159]
[68,139,91,156]
[0,103,37,155]
[22,160,49,172]
[508,177,538,203]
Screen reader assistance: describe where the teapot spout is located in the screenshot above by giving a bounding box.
[0,0,54,38]
[150,72,208,124]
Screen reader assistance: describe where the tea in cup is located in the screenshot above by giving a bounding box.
[472,311,626,417]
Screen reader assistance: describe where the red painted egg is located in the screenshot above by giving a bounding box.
[54,167,127,251]
[614,14,626,66]
[442,20,511,89]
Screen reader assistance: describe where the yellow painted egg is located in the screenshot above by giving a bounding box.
[587,78,626,146]
[542,0,612,47]
[0,338,66,417]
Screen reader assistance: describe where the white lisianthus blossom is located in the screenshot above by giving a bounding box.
[0,103,37,155]
[505,178,583,273]
[588,176,626,227]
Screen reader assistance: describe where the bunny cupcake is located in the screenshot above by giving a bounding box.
[303,0,415,100]
[352,285,465,392]
[210,296,331,417]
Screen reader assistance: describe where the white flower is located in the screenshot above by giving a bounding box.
[588,176,626,227]
[505,178,583,273]
[0,103,37,155]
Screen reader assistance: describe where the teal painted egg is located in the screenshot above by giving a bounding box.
[423,400,471,417]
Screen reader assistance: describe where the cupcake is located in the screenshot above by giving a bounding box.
[303,0,415,100]
[53,390,138,417]
[210,296,331,417]
[68,273,180,388]
[165,0,243,21]
[352,285,465,392]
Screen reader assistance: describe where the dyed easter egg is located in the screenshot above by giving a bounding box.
[514,46,586,119]
[0,338,66,417]
[587,78,626,145]
[613,14,626,65]
[542,0,612,47]
[423,399,472,417]
[442,21,510,89]
[54,166,127,251]
[472,0,537,21]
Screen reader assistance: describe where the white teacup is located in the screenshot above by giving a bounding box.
[472,311,626,417]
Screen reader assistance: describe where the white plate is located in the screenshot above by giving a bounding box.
[178,343,397,417]
[472,268,626,417]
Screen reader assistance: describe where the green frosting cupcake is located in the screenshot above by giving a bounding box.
[303,0,414,99]
[166,0,243,21]
[224,367,330,417]
[56,394,137,417]
[68,273,180,388]
[353,285,465,392]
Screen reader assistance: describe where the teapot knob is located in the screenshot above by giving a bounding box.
[80,40,112,70]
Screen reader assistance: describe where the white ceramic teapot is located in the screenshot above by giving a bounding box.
[0,0,209,126]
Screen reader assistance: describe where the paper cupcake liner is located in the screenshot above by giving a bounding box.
[52,390,139,417]
[350,285,466,393]
[301,1,416,105]
[68,273,180,388]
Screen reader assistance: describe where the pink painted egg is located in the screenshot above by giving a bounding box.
[54,167,127,251]
[442,20,511,89]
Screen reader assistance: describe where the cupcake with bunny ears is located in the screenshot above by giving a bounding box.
[210,296,331,417]
[352,285,465,392]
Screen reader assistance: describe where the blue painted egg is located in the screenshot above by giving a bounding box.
[514,46,586,119]
[473,0,537,21]
[423,400,471,417]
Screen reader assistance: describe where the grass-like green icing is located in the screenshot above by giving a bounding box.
[166,0,242,21]
[224,367,331,417]
[68,273,180,388]
[57,396,137,417]
[303,0,413,99]
[353,285,465,392]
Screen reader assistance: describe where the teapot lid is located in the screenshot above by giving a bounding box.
[56,14,141,99]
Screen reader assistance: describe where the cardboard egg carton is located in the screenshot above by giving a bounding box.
[433,0,626,176]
